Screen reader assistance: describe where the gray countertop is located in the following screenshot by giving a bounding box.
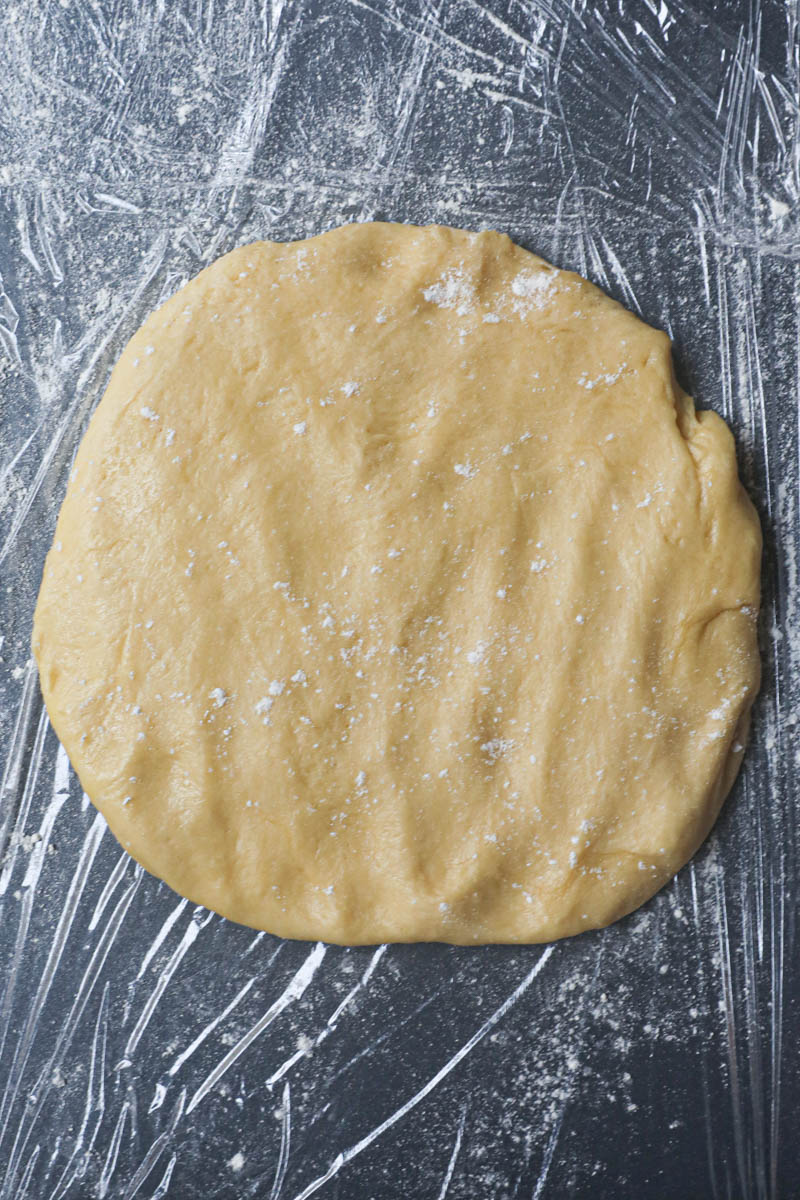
[0,1,798,1196]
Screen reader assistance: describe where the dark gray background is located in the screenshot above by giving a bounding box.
[0,1,798,1196]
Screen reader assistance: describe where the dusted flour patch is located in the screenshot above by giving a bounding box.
[509,267,559,312]
[422,268,476,315]
[32,221,761,945]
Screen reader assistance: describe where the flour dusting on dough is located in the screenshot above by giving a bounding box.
[422,269,476,315]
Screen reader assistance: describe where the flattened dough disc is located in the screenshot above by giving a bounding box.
[33,222,761,944]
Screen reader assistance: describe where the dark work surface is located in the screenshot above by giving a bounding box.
[0,1,798,1197]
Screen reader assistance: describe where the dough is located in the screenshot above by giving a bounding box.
[33,222,761,944]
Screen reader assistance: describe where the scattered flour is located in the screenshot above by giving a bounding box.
[510,269,557,312]
[422,269,476,315]
[480,738,515,762]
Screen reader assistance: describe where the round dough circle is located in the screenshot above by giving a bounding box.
[33,222,761,944]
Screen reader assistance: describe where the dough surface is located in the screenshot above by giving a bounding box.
[33,222,761,944]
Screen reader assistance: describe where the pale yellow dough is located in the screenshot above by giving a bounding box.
[33,222,761,944]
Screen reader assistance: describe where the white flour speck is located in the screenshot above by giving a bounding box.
[481,737,515,762]
[578,365,626,390]
[466,641,488,665]
[422,269,475,315]
[510,270,556,310]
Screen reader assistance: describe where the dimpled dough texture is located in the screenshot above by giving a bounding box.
[33,222,761,945]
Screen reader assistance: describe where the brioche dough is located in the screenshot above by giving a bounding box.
[33,222,761,944]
